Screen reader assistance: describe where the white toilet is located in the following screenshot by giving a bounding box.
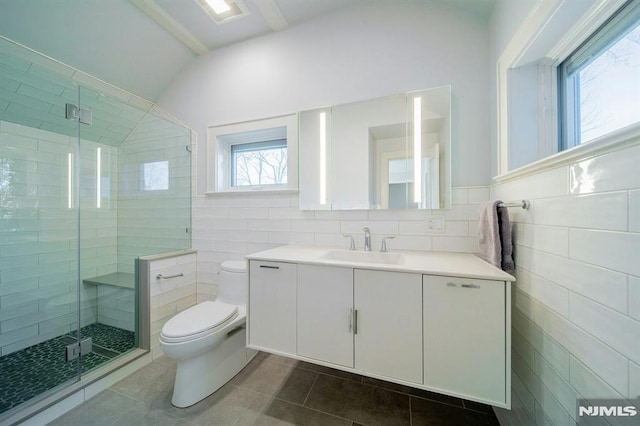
[159,260,255,408]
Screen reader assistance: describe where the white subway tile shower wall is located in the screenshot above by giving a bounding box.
[95,286,135,332]
[0,121,118,356]
[148,252,197,359]
[493,139,640,424]
[192,188,490,300]
[116,114,192,274]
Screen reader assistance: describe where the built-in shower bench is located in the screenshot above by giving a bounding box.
[82,272,136,333]
[83,272,135,289]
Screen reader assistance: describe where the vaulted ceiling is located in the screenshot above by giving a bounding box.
[0,0,494,101]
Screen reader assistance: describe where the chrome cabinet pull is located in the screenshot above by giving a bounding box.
[461,283,480,289]
[349,308,353,332]
[354,309,358,334]
[447,282,480,289]
[259,265,280,269]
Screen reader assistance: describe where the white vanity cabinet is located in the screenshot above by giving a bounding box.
[354,269,422,383]
[248,260,297,354]
[297,265,354,367]
[297,266,422,383]
[423,275,507,405]
[246,246,513,409]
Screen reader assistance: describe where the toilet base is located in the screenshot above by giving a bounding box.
[170,326,254,408]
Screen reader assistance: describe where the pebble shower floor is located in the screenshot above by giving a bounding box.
[0,323,135,415]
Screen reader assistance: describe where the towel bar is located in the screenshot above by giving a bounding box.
[156,273,184,280]
[498,200,530,209]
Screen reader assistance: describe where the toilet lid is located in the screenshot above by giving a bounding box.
[161,301,238,339]
[221,260,247,273]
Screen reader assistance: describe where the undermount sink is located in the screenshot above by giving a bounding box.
[319,250,405,265]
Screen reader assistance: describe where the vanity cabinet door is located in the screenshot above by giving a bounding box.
[297,265,354,367]
[423,275,506,405]
[248,260,297,354]
[354,269,423,384]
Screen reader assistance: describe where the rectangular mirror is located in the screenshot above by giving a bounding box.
[299,86,451,210]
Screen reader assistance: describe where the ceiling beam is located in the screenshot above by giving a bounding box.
[129,0,209,55]
[253,0,289,31]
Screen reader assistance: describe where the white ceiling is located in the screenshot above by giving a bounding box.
[0,0,494,101]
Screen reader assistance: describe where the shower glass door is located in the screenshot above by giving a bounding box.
[74,86,140,366]
[74,86,193,371]
[0,48,82,418]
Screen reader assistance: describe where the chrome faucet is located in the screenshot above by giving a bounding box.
[363,227,371,252]
[380,236,396,252]
[343,234,356,251]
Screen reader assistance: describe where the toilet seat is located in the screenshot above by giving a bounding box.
[220,260,246,273]
[160,301,238,343]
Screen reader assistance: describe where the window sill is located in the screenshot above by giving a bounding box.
[494,123,640,184]
[205,188,299,197]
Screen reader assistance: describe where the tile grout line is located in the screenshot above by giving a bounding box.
[301,373,320,407]
[240,355,496,419]
[231,372,356,424]
[290,359,489,413]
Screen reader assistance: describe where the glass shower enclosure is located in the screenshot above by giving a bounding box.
[0,37,191,420]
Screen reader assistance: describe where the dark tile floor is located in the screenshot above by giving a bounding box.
[50,352,500,425]
[0,323,135,416]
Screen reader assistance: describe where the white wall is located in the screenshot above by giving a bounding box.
[490,1,640,424]
[488,0,538,179]
[158,1,494,300]
[159,1,492,190]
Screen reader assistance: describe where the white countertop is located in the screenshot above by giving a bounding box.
[246,245,515,282]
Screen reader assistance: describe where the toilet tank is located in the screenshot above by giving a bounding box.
[217,260,247,306]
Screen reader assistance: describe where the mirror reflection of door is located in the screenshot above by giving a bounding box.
[378,145,439,209]
[380,152,409,209]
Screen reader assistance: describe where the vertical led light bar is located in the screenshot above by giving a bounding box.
[413,97,422,204]
[96,147,102,208]
[67,153,73,209]
[319,111,327,205]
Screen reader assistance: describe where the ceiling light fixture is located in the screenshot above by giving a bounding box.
[196,0,250,24]
[205,0,230,14]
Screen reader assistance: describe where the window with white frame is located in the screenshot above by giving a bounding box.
[230,136,287,187]
[558,0,640,149]
[207,114,298,193]
[497,0,640,175]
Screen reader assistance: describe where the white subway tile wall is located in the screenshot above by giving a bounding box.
[116,114,192,274]
[191,187,491,300]
[0,121,118,356]
[493,139,640,424]
[148,252,197,359]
